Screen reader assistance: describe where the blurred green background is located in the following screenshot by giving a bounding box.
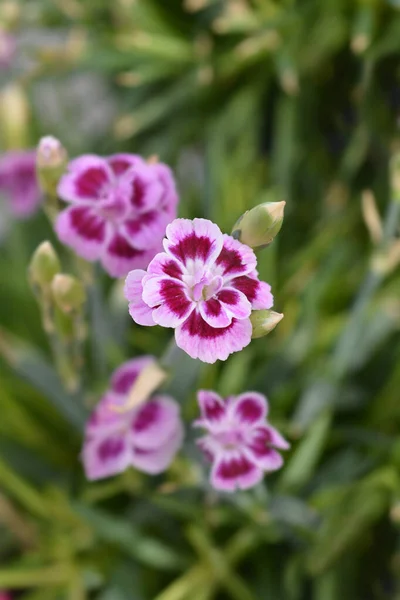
[2,0,400,598]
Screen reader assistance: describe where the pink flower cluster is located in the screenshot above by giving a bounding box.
[56,154,178,277]
[81,355,288,491]
[0,150,41,218]
[125,218,273,363]
[82,357,183,480]
[195,390,289,491]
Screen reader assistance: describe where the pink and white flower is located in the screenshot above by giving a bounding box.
[56,154,179,277]
[124,218,273,363]
[82,356,184,480]
[194,390,289,492]
[0,150,41,218]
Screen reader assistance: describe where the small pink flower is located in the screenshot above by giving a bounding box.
[124,218,273,363]
[194,390,289,492]
[82,356,184,480]
[0,150,41,218]
[0,593,11,600]
[56,154,179,277]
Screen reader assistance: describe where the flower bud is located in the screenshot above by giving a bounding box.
[250,310,284,339]
[36,135,68,198]
[51,274,86,314]
[231,201,285,249]
[28,241,61,289]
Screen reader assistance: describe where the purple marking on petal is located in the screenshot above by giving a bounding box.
[176,311,252,363]
[211,452,262,491]
[75,166,109,199]
[160,279,193,318]
[70,206,106,241]
[133,401,159,433]
[230,393,267,425]
[111,356,155,395]
[181,310,234,340]
[197,390,226,423]
[131,395,181,450]
[236,398,264,423]
[107,233,143,259]
[108,157,134,176]
[215,235,257,280]
[147,253,184,280]
[230,276,258,301]
[98,437,125,462]
[169,232,213,263]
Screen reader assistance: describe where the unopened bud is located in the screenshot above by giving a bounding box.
[250,310,284,339]
[28,241,61,289]
[232,201,285,249]
[36,136,68,198]
[51,274,86,314]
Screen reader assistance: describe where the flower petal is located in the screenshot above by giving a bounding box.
[142,277,195,327]
[107,153,146,177]
[0,150,40,218]
[231,274,273,309]
[55,205,108,261]
[199,298,232,328]
[102,232,154,278]
[111,356,156,396]
[229,392,268,425]
[197,435,218,462]
[175,311,252,363]
[131,395,182,450]
[147,252,184,280]
[82,432,131,481]
[246,443,284,472]
[58,155,113,203]
[196,390,226,426]
[124,270,156,326]
[121,209,170,251]
[131,422,184,474]
[122,165,165,212]
[210,450,263,491]
[216,288,252,320]
[214,235,257,280]
[86,392,128,436]
[153,163,179,213]
[164,218,223,269]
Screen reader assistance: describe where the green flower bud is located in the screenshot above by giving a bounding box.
[51,274,86,314]
[36,135,68,198]
[28,241,61,289]
[232,201,285,249]
[250,310,284,339]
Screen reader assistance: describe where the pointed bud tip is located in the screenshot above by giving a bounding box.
[250,310,284,339]
[29,241,61,288]
[36,135,68,169]
[232,200,286,249]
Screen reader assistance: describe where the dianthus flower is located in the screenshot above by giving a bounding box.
[56,154,178,277]
[124,218,273,363]
[194,390,289,491]
[82,356,184,480]
[0,150,41,218]
[0,593,11,600]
